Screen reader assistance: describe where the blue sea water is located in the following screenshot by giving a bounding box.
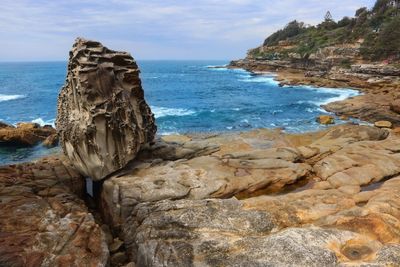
[0,60,359,164]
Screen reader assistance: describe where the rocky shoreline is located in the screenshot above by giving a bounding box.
[228,58,400,128]
[3,123,400,266]
[2,39,400,267]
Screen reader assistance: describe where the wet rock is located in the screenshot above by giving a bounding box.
[42,133,59,148]
[0,122,55,146]
[316,115,335,125]
[0,156,109,266]
[0,121,13,129]
[324,93,400,128]
[374,120,392,128]
[56,38,156,181]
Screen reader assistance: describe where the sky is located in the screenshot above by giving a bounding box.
[0,0,376,61]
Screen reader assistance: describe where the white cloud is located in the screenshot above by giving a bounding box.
[0,0,376,60]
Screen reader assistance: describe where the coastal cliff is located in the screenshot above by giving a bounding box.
[229,0,400,127]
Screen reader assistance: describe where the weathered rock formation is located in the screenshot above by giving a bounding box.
[0,122,56,146]
[56,38,156,181]
[91,123,400,266]
[0,156,109,266]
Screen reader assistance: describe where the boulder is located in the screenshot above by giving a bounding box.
[374,120,392,129]
[0,122,56,146]
[56,38,156,180]
[316,115,335,125]
[42,133,59,148]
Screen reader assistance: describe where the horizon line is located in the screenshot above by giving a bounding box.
[0,59,234,63]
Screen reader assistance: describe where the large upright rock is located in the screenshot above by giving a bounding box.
[56,38,156,180]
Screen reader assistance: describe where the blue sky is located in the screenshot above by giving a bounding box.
[0,0,375,61]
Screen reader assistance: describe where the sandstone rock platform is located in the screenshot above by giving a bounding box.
[94,123,400,266]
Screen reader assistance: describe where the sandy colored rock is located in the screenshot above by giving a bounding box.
[316,115,335,125]
[126,196,400,267]
[56,38,156,181]
[392,127,400,135]
[374,120,393,128]
[390,99,400,114]
[100,132,311,230]
[100,124,400,266]
[0,156,109,266]
[0,122,55,146]
[42,133,59,148]
[161,134,191,144]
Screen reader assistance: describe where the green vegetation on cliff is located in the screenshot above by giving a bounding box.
[251,0,400,61]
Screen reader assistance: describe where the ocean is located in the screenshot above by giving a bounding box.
[0,60,359,164]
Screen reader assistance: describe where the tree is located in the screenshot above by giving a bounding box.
[376,17,400,59]
[337,16,353,27]
[355,7,367,17]
[325,11,333,21]
[263,20,306,46]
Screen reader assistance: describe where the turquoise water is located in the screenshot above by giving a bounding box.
[0,60,359,164]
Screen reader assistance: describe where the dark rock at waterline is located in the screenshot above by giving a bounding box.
[0,122,56,146]
[0,121,13,129]
[56,38,156,181]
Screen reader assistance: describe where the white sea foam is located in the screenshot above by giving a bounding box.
[206,64,227,68]
[239,75,280,85]
[151,106,196,118]
[158,131,179,135]
[314,88,359,106]
[31,118,55,127]
[0,94,26,102]
[300,87,360,106]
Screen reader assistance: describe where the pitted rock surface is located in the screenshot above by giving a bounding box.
[56,38,156,180]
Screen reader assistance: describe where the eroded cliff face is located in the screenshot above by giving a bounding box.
[56,38,156,181]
